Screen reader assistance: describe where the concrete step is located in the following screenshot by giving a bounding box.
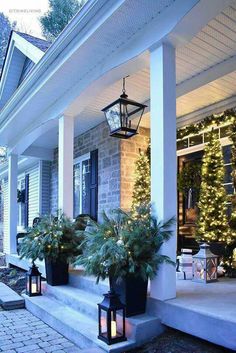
[43,283,163,342]
[23,294,136,353]
[0,282,25,310]
[69,271,109,296]
[43,283,101,319]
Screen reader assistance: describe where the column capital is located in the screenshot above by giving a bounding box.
[59,113,74,120]
[149,41,175,54]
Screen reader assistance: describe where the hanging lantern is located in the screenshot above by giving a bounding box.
[192,243,218,283]
[102,77,147,139]
[26,262,42,296]
[98,289,126,345]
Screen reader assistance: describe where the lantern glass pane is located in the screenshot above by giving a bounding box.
[100,308,108,337]
[31,275,40,294]
[113,309,124,338]
[99,308,124,340]
[105,103,121,132]
[194,259,205,280]
[126,104,143,130]
[26,276,30,293]
[206,258,217,281]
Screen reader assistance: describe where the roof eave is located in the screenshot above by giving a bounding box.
[0,0,124,129]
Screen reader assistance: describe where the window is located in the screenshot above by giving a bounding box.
[73,153,91,218]
[17,176,26,230]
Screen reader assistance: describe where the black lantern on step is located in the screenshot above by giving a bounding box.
[98,289,127,345]
[102,77,147,139]
[26,262,42,297]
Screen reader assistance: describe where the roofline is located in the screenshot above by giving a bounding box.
[0,31,46,106]
[0,0,124,129]
[0,30,13,82]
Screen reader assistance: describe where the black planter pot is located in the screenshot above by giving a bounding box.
[110,275,148,317]
[45,258,69,286]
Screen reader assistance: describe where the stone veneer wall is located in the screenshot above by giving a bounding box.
[120,127,150,210]
[50,122,150,219]
[50,122,121,220]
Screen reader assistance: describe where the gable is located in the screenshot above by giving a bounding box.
[0,31,49,111]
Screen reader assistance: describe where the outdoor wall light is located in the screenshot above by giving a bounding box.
[102,76,147,139]
[192,243,218,283]
[98,289,127,345]
[26,262,42,296]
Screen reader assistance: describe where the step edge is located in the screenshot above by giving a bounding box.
[23,295,136,353]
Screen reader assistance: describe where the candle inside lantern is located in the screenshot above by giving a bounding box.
[31,283,37,294]
[200,269,204,279]
[111,320,117,338]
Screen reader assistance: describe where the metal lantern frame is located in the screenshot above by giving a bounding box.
[192,243,218,283]
[98,290,127,345]
[26,262,42,297]
[102,77,147,139]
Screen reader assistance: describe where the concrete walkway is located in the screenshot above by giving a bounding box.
[0,309,102,353]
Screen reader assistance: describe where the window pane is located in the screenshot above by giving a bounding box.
[189,134,203,147]
[223,145,231,164]
[224,164,232,184]
[82,159,90,214]
[220,125,231,138]
[177,139,188,150]
[73,163,81,218]
[21,203,26,228]
[224,183,234,195]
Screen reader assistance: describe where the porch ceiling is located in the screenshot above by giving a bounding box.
[70,2,236,124]
[1,0,236,153]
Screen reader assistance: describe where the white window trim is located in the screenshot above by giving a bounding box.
[73,152,90,217]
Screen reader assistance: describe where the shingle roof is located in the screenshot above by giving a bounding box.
[15,31,51,52]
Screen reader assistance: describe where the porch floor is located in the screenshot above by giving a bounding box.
[148,278,236,351]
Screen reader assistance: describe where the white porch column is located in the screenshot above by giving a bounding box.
[8,154,18,254]
[58,115,74,219]
[150,43,177,301]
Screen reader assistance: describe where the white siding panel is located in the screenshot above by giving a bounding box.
[2,179,9,253]
[27,164,39,227]
[41,161,51,215]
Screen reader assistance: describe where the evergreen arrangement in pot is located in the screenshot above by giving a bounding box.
[75,204,175,317]
[20,213,84,286]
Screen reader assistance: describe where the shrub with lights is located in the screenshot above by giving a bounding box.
[20,213,84,285]
[132,144,150,212]
[196,130,231,244]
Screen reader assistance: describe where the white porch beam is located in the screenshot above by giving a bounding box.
[177,95,236,128]
[7,154,18,254]
[150,43,177,301]
[176,55,236,98]
[22,146,54,161]
[58,115,74,219]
